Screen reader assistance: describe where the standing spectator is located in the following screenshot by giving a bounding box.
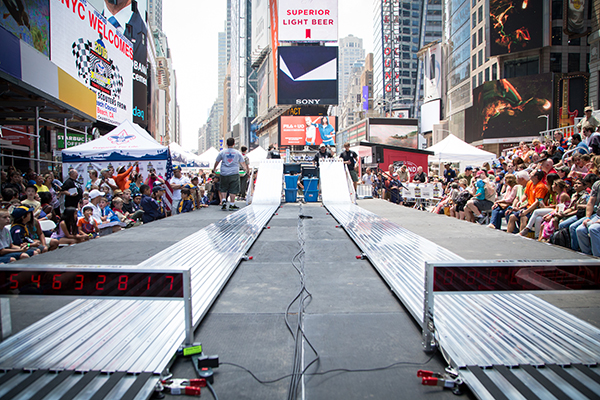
[61,169,83,209]
[212,137,248,211]
[169,166,190,214]
[114,162,138,191]
[397,165,410,183]
[313,143,332,167]
[239,146,250,200]
[583,125,600,155]
[145,167,166,190]
[267,144,281,159]
[576,106,600,131]
[442,163,456,184]
[413,166,428,183]
[129,173,144,195]
[100,168,118,196]
[388,173,403,205]
[86,169,101,190]
[140,184,160,224]
[340,142,359,191]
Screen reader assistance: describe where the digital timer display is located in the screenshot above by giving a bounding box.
[0,271,184,298]
[433,264,600,292]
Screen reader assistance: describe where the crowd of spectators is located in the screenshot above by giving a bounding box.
[1,162,246,263]
[361,126,600,257]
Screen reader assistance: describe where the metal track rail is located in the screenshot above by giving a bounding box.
[319,160,600,399]
[0,160,284,400]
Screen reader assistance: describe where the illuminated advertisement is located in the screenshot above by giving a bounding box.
[278,0,338,42]
[489,0,543,55]
[369,120,419,148]
[423,43,442,102]
[465,73,553,143]
[278,46,338,105]
[381,0,402,100]
[280,115,336,146]
[0,0,50,56]
[563,0,589,38]
[50,0,133,126]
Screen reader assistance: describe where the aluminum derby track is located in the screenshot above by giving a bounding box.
[319,160,600,400]
[0,160,284,400]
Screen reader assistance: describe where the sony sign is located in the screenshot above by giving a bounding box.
[277,46,338,106]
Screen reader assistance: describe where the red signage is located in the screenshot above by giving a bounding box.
[2,126,32,147]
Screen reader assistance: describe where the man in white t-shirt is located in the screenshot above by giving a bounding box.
[169,166,191,214]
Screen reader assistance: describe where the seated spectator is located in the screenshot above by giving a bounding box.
[78,205,99,238]
[121,189,134,213]
[207,176,221,205]
[570,153,590,179]
[130,193,144,220]
[457,166,474,186]
[0,209,38,263]
[575,177,600,256]
[1,188,18,211]
[520,179,570,239]
[464,171,496,223]
[507,170,548,234]
[178,186,195,213]
[21,184,41,217]
[152,186,166,220]
[111,197,129,222]
[10,206,47,253]
[51,207,90,245]
[487,174,519,229]
[554,177,589,231]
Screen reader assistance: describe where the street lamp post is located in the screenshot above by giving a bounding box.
[537,115,549,137]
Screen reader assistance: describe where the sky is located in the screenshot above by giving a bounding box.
[163,1,374,152]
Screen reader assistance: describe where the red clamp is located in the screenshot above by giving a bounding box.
[162,378,206,396]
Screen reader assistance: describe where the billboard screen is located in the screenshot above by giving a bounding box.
[50,0,133,126]
[280,115,336,146]
[465,73,553,143]
[278,46,338,105]
[420,100,441,133]
[0,0,50,56]
[252,0,270,55]
[369,122,419,149]
[278,0,338,42]
[489,0,544,56]
[423,43,442,102]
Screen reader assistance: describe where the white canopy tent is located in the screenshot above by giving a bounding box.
[169,142,198,165]
[246,146,268,167]
[196,147,219,165]
[426,134,496,165]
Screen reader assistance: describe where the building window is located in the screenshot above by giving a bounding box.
[472,33,477,49]
[550,53,562,72]
[478,49,483,67]
[472,0,476,7]
[478,27,483,45]
[552,27,562,45]
[473,75,477,89]
[504,57,539,77]
[402,88,411,96]
[568,37,581,46]
[472,55,477,70]
[552,0,563,19]
[478,6,483,23]
[478,71,483,86]
[568,53,580,72]
[485,67,490,82]
[402,79,412,85]
[472,12,477,29]
[492,63,498,80]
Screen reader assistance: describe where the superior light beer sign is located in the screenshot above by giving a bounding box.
[278,0,338,42]
[50,0,133,126]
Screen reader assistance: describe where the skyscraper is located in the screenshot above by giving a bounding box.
[372,0,442,117]
[339,35,366,104]
[148,0,162,31]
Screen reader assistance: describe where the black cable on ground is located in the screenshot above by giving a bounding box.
[190,354,218,400]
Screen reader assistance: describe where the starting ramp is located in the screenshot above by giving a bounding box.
[319,159,600,400]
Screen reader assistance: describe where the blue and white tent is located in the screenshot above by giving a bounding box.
[62,120,169,182]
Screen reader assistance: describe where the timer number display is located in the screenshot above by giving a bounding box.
[0,271,184,298]
[433,264,600,292]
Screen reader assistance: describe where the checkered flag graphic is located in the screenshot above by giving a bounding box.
[110,64,124,98]
[72,38,91,83]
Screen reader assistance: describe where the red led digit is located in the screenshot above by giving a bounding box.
[166,276,174,291]
[118,275,128,291]
[96,275,106,291]
[147,276,151,290]
[509,268,519,285]
[466,269,476,285]
[31,274,41,288]
[9,274,18,289]
[443,269,453,285]
[74,275,84,290]
[489,268,499,285]
[52,274,62,290]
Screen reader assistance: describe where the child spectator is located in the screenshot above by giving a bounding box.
[10,205,47,253]
[178,186,195,213]
[21,184,41,217]
[0,209,38,263]
[99,197,120,223]
[140,184,160,224]
[78,205,99,238]
[111,197,130,223]
[51,207,89,245]
[121,189,134,214]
